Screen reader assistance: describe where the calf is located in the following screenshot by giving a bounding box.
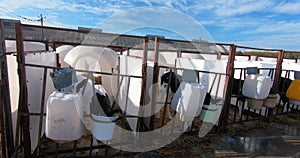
[277,77,292,104]
[232,78,244,96]
[156,71,180,119]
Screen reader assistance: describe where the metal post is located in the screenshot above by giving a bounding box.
[0,20,15,157]
[45,42,49,51]
[136,37,148,149]
[15,23,31,157]
[36,67,47,156]
[0,85,7,158]
[150,37,159,130]
[273,50,284,93]
[53,42,60,68]
[219,44,236,130]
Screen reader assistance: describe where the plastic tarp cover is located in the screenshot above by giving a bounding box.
[7,52,56,153]
[64,46,119,104]
[5,40,51,53]
[117,55,174,131]
[25,52,56,152]
[56,45,74,68]
[175,58,225,125]
[233,61,276,80]
[176,58,227,98]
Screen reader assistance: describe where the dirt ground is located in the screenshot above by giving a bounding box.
[40,111,300,157]
[2,111,300,158]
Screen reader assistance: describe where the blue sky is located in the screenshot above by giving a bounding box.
[0,0,300,51]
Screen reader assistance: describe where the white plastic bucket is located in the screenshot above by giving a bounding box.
[46,91,83,141]
[199,104,218,123]
[263,94,278,108]
[290,99,300,106]
[171,81,206,121]
[247,98,264,110]
[242,74,272,100]
[91,114,118,140]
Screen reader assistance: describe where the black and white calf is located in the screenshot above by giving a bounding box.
[156,71,180,119]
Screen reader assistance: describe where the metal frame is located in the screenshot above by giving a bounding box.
[0,20,299,157]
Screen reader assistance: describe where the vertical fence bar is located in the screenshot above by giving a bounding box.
[138,37,148,130]
[36,67,47,156]
[219,44,236,130]
[137,37,148,149]
[53,42,60,68]
[150,37,159,130]
[0,20,15,157]
[0,87,7,158]
[273,50,284,93]
[15,23,31,157]
[272,50,284,115]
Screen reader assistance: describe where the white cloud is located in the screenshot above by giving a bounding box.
[97,7,213,41]
[0,0,299,51]
[252,21,300,34]
[212,0,274,17]
[140,0,152,6]
[275,2,300,14]
[231,33,300,51]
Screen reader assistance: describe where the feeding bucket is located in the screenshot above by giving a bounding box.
[247,98,264,110]
[263,94,278,108]
[46,91,83,141]
[199,104,218,123]
[242,74,272,100]
[286,80,300,101]
[91,114,118,140]
[171,81,206,121]
[289,99,300,106]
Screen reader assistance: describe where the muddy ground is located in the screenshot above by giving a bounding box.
[3,111,300,158]
[36,111,300,158]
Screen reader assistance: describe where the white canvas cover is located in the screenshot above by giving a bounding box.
[5,40,51,53]
[7,52,57,153]
[56,45,74,68]
[64,46,119,103]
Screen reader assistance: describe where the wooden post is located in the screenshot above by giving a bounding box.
[15,23,31,157]
[0,20,14,157]
[219,44,236,130]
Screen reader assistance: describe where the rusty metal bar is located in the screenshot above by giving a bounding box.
[219,44,236,130]
[52,42,60,68]
[45,42,49,51]
[20,23,145,39]
[159,65,228,76]
[15,22,31,157]
[137,37,148,133]
[236,45,282,52]
[273,50,284,93]
[150,37,159,130]
[36,67,47,156]
[0,20,14,157]
[0,87,7,158]
[24,63,143,78]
